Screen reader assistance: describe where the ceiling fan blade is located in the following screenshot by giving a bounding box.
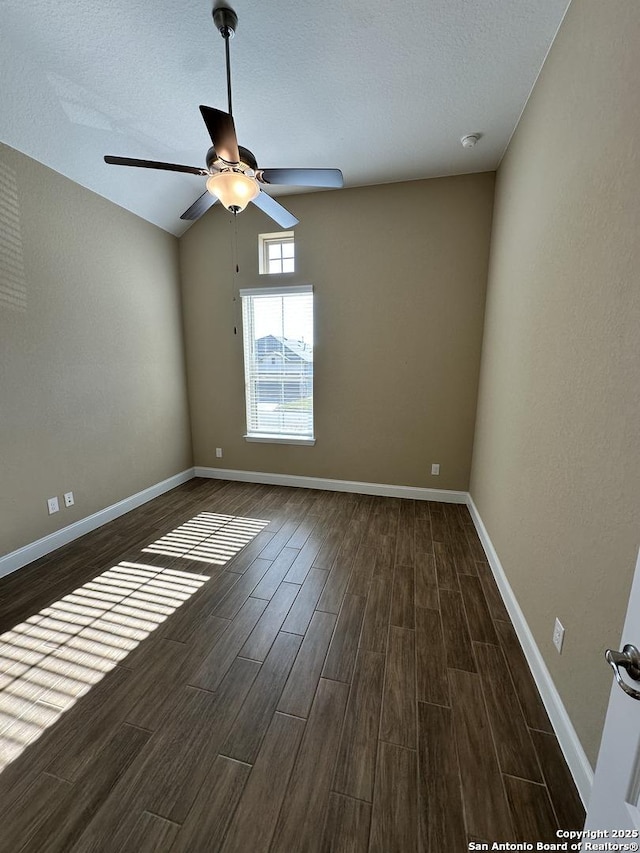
[180,191,219,221]
[104,156,208,176]
[258,168,343,188]
[251,192,299,229]
[199,106,240,164]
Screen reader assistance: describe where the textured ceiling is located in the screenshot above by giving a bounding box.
[0,0,570,235]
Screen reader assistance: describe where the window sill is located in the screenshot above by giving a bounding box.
[244,434,316,446]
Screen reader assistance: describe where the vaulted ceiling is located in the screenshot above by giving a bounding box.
[0,0,570,235]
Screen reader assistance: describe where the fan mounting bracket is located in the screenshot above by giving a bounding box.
[213,6,237,38]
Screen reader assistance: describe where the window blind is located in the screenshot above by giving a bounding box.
[240,285,314,439]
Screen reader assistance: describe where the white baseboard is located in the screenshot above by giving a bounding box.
[194,466,468,503]
[0,468,195,580]
[466,494,594,807]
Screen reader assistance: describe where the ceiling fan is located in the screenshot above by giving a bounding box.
[103,5,343,228]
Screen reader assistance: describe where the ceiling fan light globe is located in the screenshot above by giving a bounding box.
[206,171,259,212]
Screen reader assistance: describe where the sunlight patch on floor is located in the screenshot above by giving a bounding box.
[0,511,270,774]
[142,512,270,565]
[0,561,205,774]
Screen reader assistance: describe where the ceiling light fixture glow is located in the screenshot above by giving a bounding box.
[206,170,259,212]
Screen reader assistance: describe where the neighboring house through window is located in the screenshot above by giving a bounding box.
[240,285,314,444]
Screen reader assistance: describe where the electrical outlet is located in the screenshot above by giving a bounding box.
[64,491,74,508]
[553,617,565,653]
[216,447,223,458]
[47,496,59,515]
[431,463,440,475]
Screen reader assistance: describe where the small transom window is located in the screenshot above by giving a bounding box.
[259,231,295,275]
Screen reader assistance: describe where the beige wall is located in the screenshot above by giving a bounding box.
[0,143,192,559]
[470,0,640,766]
[179,174,494,491]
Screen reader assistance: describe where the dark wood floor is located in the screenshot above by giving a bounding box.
[0,479,585,851]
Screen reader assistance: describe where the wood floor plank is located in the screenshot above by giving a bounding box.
[124,638,193,729]
[161,571,239,642]
[284,533,326,585]
[395,500,415,567]
[439,589,476,673]
[474,641,542,782]
[415,607,449,707]
[287,515,321,551]
[45,665,136,782]
[429,512,450,543]
[476,561,510,621]
[529,729,585,830]
[146,661,259,824]
[0,772,72,853]
[448,668,513,840]
[271,678,349,853]
[224,530,276,574]
[390,563,415,629]
[345,545,378,598]
[494,619,553,732]
[374,534,395,576]
[259,522,302,562]
[281,569,328,635]
[190,596,267,691]
[433,542,458,591]
[414,552,438,611]
[414,517,433,555]
[459,574,498,645]
[465,528,487,562]
[317,556,358,615]
[322,594,367,683]
[369,742,417,853]
[417,701,466,853]
[211,558,273,620]
[70,660,261,851]
[359,574,392,654]
[322,793,371,853]
[251,548,299,600]
[278,610,337,718]
[504,776,559,842]
[181,613,234,670]
[316,518,367,613]
[220,712,305,853]
[380,626,416,749]
[239,583,300,661]
[333,649,385,802]
[119,812,179,853]
[168,755,251,853]
[450,537,478,576]
[222,631,302,763]
[24,723,151,853]
[312,525,345,571]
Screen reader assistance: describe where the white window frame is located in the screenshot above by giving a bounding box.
[258,231,295,275]
[240,284,315,445]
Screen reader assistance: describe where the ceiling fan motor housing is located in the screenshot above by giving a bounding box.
[206,146,257,172]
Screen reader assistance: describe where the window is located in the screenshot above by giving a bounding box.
[259,231,295,275]
[240,285,314,444]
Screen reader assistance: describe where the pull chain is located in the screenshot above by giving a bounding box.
[232,213,240,335]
